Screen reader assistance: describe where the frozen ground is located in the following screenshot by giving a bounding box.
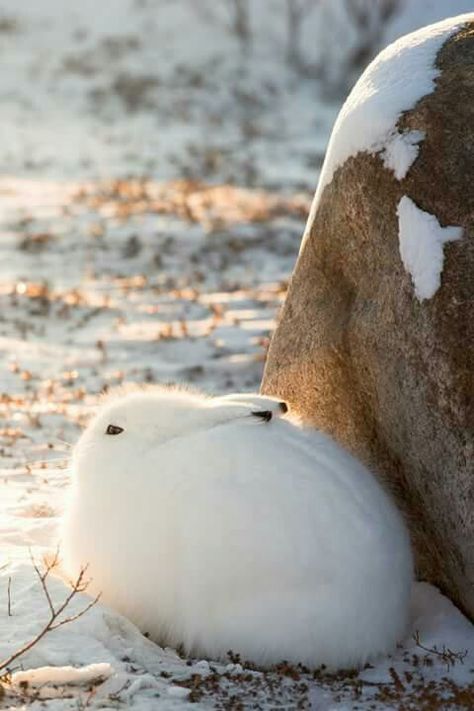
[0,1,473,708]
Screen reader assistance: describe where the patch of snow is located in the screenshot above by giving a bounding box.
[168,685,191,698]
[382,129,425,180]
[2,562,474,709]
[0,0,336,190]
[11,662,113,689]
[397,195,462,300]
[300,13,473,252]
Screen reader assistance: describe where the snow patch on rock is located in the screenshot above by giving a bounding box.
[300,13,473,252]
[317,14,472,191]
[397,196,462,301]
[382,130,425,180]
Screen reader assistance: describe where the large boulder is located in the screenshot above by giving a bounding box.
[262,16,474,618]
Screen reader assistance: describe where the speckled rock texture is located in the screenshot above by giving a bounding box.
[262,24,474,619]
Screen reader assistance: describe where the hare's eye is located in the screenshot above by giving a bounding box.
[106,424,124,436]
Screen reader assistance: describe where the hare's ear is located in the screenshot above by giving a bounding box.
[217,393,288,417]
[203,398,285,429]
[251,410,273,423]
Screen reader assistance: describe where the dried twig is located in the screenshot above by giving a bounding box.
[28,546,59,617]
[413,631,468,671]
[0,551,101,674]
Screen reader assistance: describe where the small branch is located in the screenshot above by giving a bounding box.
[0,551,101,675]
[29,547,56,617]
[50,577,101,632]
[413,630,468,671]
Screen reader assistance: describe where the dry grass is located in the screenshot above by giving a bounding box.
[74,178,311,231]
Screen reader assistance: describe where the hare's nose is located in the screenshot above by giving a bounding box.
[279,401,288,414]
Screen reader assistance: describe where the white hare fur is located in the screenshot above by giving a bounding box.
[61,386,413,669]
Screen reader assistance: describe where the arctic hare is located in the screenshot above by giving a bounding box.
[61,386,412,669]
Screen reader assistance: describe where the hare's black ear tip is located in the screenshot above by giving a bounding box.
[252,410,273,423]
[279,401,288,414]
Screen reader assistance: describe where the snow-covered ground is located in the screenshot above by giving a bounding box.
[0,1,473,708]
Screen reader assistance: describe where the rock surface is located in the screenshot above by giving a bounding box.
[262,20,474,619]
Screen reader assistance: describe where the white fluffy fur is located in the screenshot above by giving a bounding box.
[61,387,413,669]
